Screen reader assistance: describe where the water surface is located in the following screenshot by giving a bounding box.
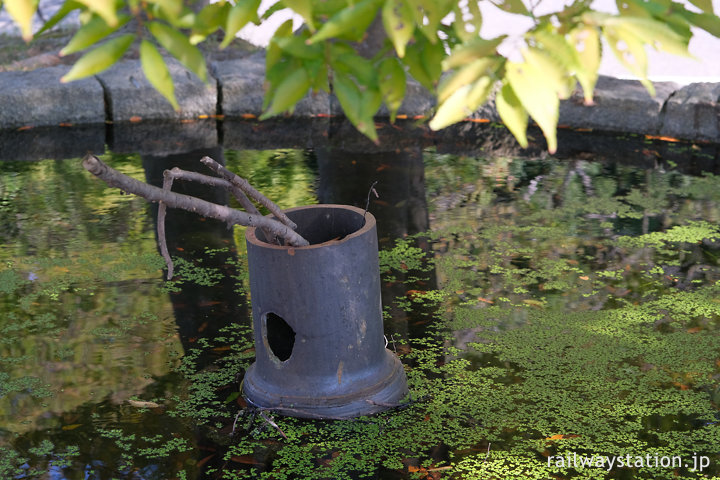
[2,123,720,479]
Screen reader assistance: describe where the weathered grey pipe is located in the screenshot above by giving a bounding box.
[243,204,408,419]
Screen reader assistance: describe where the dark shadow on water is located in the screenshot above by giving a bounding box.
[143,146,250,371]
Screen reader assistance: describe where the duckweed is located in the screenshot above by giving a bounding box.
[2,148,720,479]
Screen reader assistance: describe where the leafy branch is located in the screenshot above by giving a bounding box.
[5,0,719,150]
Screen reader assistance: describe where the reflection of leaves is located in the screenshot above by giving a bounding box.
[425,153,720,311]
[0,269,28,295]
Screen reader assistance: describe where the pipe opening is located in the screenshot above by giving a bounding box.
[254,206,365,245]
[265,312,295,362]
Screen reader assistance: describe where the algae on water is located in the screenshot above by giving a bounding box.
[2,150,720,478]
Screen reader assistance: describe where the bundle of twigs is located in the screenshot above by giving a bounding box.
[82,154,309,279]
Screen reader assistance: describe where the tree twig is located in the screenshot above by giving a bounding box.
[158,171,174,279]
[82,155,309,247]
[165,167,280,245]
[200,156,297,231]
[259,411,288,440]
[364,181,378,224]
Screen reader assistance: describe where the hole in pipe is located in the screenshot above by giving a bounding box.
[265,312,295,362]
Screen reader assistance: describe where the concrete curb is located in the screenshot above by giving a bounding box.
[0,54,718,158]
[0,65,105,128]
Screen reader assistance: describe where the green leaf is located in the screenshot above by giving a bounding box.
[466,75,494,109]
[261,67,311,118]
[148,0,184,23]
[430,83,472,130]
[149,2,195,28]
[275,35,324,60]
[405,0,453,41]
[283,0,315,31]
[140,40,179,111]
[403,45,431,90]
[311,0,350,17]
[615,0,693,38]
[680,11,720,36]
[224,391,241,404]
[221,0,262,48]
[378,57,406,122]
[523,47,573,99]
[264,60,295,109]
[333,71,381,142]
[689,0,714,13]
[331,50,378,86]
[531,27,594,97]
[382,0,415,58]
[532,28,577,69]
[506,59,558,153]
[61,33,134,82]
[75,0,118,27]
[266,19,295,75]
[404,35,444,91]
[5,0,38,40]
[493,0,529,16]
[430,75,494,131]
[603,26,654,95]
[443,36,506,70]
[495,82,528,148]
[60,14,131,56]
[307,59,329,92]
[438,57,497,103]
[604,16,691,57]
[308,0,383,43]
[615,0,652,17]
[36,0,83,36]
[570,26,600,103]
[554,0,593,24]
[148,21,208,82]
[190,2,230,45]
[452,0,482,42]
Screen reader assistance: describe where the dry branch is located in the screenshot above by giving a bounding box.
[200,156,298,230]
[164,167,279,245]
[82,155,309,253]
[158,173,174,278]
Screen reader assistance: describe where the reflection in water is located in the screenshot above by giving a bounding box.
[142,148,254,479]
[2,130,720,479]
[315,145,438,343]
[143,147,250,370]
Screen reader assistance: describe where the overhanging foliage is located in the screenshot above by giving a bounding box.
[4,0,719,149]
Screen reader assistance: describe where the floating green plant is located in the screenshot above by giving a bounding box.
[3,150,720,479]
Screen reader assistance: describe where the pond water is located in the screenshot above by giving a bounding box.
[2,120,720,479]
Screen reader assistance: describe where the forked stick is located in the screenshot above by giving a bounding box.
[200,156,297,231]
[83,154,309,278]
[163,168,280,245]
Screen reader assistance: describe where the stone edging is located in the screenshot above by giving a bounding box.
[1,51,719,143]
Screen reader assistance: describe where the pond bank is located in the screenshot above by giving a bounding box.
[0,52,719,155]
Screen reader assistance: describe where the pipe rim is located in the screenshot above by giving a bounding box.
[245,204,376,250]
